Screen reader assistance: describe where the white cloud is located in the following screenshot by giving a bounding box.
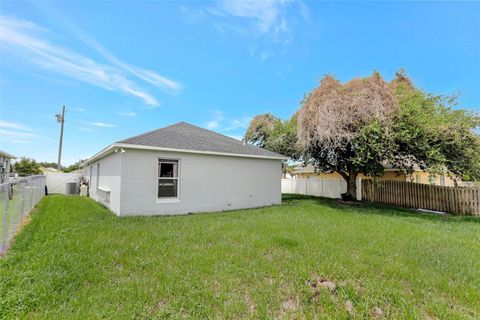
[0,120,32,131]
[78,126,95,132]
[0,120,36,143]
[204,111,251,134]
[12,139,30,144]
[224,116,252,131]
[66,23,183,94]
[117,112,137,117]
[260,50,271,61]
[88,122,115,128]
[129,68,182,94]
[226,134,243,141]
[0,129,37,138]
[206,120,220,129]
[213,1,307,39]
[179,5,208,24]
[72,107,87,112]
[220,0,283,34]
[0,16,182,106]
[205,110,224,130]
[181,1,309,59]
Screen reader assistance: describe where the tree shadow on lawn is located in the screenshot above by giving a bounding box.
[282,194,480,224]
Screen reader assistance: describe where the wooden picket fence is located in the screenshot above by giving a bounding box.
[361,180,480,216]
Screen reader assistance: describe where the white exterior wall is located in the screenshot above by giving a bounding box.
[45,172,83,194]
[86,152,122,215]
[117,149,282,216]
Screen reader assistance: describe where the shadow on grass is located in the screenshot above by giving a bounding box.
[282,193,480,224]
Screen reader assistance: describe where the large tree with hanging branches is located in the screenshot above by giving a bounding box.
[297,72,398,199]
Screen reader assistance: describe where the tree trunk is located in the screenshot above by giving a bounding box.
[338,171,358,201]
[346,173,357,201]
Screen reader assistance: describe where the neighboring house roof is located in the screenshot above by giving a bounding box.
[293,164,317,174]
[0,150,16,159]
[83,122,287,166]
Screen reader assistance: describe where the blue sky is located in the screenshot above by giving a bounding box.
[1,1,479,165]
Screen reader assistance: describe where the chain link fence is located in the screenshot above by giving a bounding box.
[0,175,46,254]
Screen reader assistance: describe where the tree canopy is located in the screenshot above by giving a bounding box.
[297,72,399,198]
[391,85,480,181]
[37,161,58,169]
[298,72,397,152]
[244,113,301,177]
[245,113,300,161]
[13,157,42,176]
[63,159,86,173]
[246,71,480,200]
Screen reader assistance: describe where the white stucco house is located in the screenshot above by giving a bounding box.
[82,122,286,216]
[0,150,16,184]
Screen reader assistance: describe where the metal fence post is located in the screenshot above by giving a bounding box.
[19,182,26,220]
[35,178,39,204]
[1,183,10,253]
[30,182,34,211]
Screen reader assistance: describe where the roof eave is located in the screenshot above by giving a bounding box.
[80,144,116,167]
[116,143,288,160]
[81,143,287,166]
[0,150,16,159]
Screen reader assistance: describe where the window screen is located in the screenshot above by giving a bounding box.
[158,160,179,198]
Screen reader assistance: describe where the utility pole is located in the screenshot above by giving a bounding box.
[56,106,66,172]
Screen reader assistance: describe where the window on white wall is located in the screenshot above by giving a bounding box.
[89,165,92,185]
[158,159,179,198]
[96,163,100,189]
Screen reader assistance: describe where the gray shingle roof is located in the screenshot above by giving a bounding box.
[0,150,16,159]
[117,122,286,159]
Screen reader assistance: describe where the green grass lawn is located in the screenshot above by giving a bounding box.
[1,195,479,319]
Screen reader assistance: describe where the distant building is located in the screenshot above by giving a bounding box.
[291,164,463,187]
[0,150,16,184]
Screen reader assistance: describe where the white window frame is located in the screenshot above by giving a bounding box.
[89,165,92,185]
[157,158,180,201]
[96,163,100,189]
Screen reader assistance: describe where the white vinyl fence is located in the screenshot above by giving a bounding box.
[45,172,82,194]
[1,175,46,254]
[282,177,348,199]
